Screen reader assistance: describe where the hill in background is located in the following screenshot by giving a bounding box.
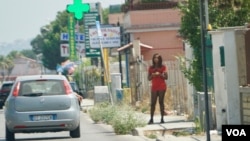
[0,39,32,55]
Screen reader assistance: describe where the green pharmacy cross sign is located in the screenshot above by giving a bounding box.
[67,0,90,20]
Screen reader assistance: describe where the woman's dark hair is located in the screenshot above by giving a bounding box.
[151,53,163,67]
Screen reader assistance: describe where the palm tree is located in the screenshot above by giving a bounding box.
[7,51,22,59]
[0,55,13,81]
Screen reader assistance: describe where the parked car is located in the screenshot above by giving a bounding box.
[4,75,81,141]
[0,81,14,109]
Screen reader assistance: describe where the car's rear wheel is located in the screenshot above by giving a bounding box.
[6,124,15,141]
[70,124,80,138]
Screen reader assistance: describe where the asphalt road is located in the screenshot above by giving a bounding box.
[0,109,148,141]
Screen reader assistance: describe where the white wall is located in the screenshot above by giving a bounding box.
[222,28,241,124]
[209,27,245,131]
[209,31,228,131]
[184,42,196,117]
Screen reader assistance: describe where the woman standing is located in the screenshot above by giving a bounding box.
[148,53,168,124]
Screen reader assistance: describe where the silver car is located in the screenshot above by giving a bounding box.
[4,75,81,140]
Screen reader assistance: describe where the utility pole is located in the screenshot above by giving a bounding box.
[199,0,211,141]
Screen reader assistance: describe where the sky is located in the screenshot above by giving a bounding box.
[0,0,124,43]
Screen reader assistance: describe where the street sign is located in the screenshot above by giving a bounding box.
[89,27,121,48]
[84,12,100,58]
[61,33,85,42]
[60,44,69,57]
[68,15,77,61]
[67,0,90,20]
[60,43,85,57]
[85,48,101,57]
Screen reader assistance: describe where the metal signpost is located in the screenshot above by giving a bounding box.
[96,20,113,105]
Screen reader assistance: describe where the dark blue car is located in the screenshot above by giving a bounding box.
[0,81,14,109]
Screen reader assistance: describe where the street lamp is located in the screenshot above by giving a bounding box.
[36,53,44,74]
[199,0,211,141]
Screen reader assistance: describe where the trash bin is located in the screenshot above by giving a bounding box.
[94,86,110,104]
[116,88,123,102]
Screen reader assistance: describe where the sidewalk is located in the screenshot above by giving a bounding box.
[81,99,222,141]
[134,114,222,141]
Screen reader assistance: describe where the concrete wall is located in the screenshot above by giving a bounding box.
[184,42,196,118]
[223,28,241,124]
[240,87,250,124]
[122,9,183,62]
[209,31,228,131]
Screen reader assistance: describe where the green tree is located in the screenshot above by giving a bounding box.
[30,8,109,72]
[178,0,250,91]
[102,8,109,24]
[20,49,37,60]
[141,0,166,2]
[7,51,22,60]
[30,11,83,70]
[0,55,13,80]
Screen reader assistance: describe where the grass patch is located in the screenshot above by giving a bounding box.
[146,133,158,139]
[172,130,191,136]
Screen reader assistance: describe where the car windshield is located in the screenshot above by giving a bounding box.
[1,84,13,91]
[19,80,65,96]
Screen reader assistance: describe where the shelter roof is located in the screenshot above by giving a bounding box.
[117,42,153,52]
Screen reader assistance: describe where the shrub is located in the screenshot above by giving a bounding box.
[146,134,157,139]
[88,102,147,135]
[88,102,112,123]
[100,104,117,124]
[110,105,147,135]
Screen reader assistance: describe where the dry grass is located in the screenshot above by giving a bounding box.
[87,87,176,115]
[135,88,175,115]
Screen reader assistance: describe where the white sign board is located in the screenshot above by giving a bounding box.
[60,43,85,57]
[89,27,121,48]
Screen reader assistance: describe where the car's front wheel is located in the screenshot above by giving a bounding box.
[6,124,15,141]
[70,124,80,138]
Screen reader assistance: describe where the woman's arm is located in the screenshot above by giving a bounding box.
[148,67,153,81]
[148,72,153,81]
[148,70,157,81]
[162,72,168,80]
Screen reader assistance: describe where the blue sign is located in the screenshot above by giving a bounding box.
[61,33,85,42]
